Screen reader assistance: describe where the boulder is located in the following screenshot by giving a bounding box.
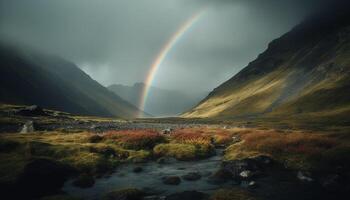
[241,180,257,189]
[16,158,76,197]
[222,155,273,179]
[162,176,181,185]
[320,174,342,191]
[297,171,313,182]
[182,172,201,181]
[20,121,35,133]
[162,128,173,135]
[157,157,176,164]
[239,170,253,179]
[208,169,232,184]
[133,167,143,173]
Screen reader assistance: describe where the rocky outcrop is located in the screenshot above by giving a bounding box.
[222,155,272,180]
[210,155,273,184]
[14,105,47,116]
[20,120,35,133]
[16,158,76,198]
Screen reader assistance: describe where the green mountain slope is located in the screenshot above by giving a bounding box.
[183,8,350,123]
[0,44,145,118]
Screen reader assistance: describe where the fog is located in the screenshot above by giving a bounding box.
[0,0,330,92]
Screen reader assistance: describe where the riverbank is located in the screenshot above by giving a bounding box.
[0,125,349,200]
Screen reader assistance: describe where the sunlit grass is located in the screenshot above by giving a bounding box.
[224,128,350,171]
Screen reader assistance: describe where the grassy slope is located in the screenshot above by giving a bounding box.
[183,10,350,127]
[0,44,145,118]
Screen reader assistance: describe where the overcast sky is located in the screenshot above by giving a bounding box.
[0,0,329,92]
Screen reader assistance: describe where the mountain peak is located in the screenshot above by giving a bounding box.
[183,9,350,120]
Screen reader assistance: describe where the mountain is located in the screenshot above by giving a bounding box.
[108,83,207,117]
[0,43,146,118]
[183,6,350,124]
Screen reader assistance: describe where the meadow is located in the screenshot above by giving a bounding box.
[0,124,349,200]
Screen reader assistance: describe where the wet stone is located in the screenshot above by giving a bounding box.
[182,172,201,181]
[162,176,181,185]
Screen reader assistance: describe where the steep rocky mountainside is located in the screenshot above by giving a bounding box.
[0,44,145,118]
[183,8,350,122]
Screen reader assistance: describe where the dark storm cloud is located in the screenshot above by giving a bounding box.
[0,0,332,92]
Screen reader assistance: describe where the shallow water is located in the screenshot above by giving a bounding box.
[63,149,236,200]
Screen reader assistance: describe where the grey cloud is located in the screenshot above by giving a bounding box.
[0,0,331,92]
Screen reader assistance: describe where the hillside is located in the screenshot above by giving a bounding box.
[183,7,350,125]
[108,83,207,117]
[0,44,146,118]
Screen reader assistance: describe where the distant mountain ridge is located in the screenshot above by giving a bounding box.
[183,6,350,123]
[108,83,207,117]
[0,43,146,118]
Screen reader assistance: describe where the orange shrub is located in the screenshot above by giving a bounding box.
[170,128,234,146]
[241,130,338,156]
[172,129,212,145]
[103,130,165,150]
[212,132,232,145]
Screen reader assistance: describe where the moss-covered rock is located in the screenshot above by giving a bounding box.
[16,158,76,198]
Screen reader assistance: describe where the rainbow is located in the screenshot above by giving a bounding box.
[138,9,206,117]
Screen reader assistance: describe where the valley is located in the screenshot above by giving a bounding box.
[0,104,349,200]
[0,1,349,200]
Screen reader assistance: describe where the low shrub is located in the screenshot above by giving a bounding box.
[242,131,337,156]
[172,131,212,145]
[104,130,165,150]
[87,134,103,143]
[212,133,233,145]
[127,150,151,163]
[171,128,233,146]
[224,129,346,171]
[62,152,117,174]
[153,143,214,161]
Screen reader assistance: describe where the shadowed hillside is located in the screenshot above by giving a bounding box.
[0,43,146,118]
[183,6,350,125]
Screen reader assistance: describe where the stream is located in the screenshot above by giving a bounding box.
[63,149,236,199]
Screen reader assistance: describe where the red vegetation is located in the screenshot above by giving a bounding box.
[171,128,233,146]
[103,130,165,150]
[241,130,337,155]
